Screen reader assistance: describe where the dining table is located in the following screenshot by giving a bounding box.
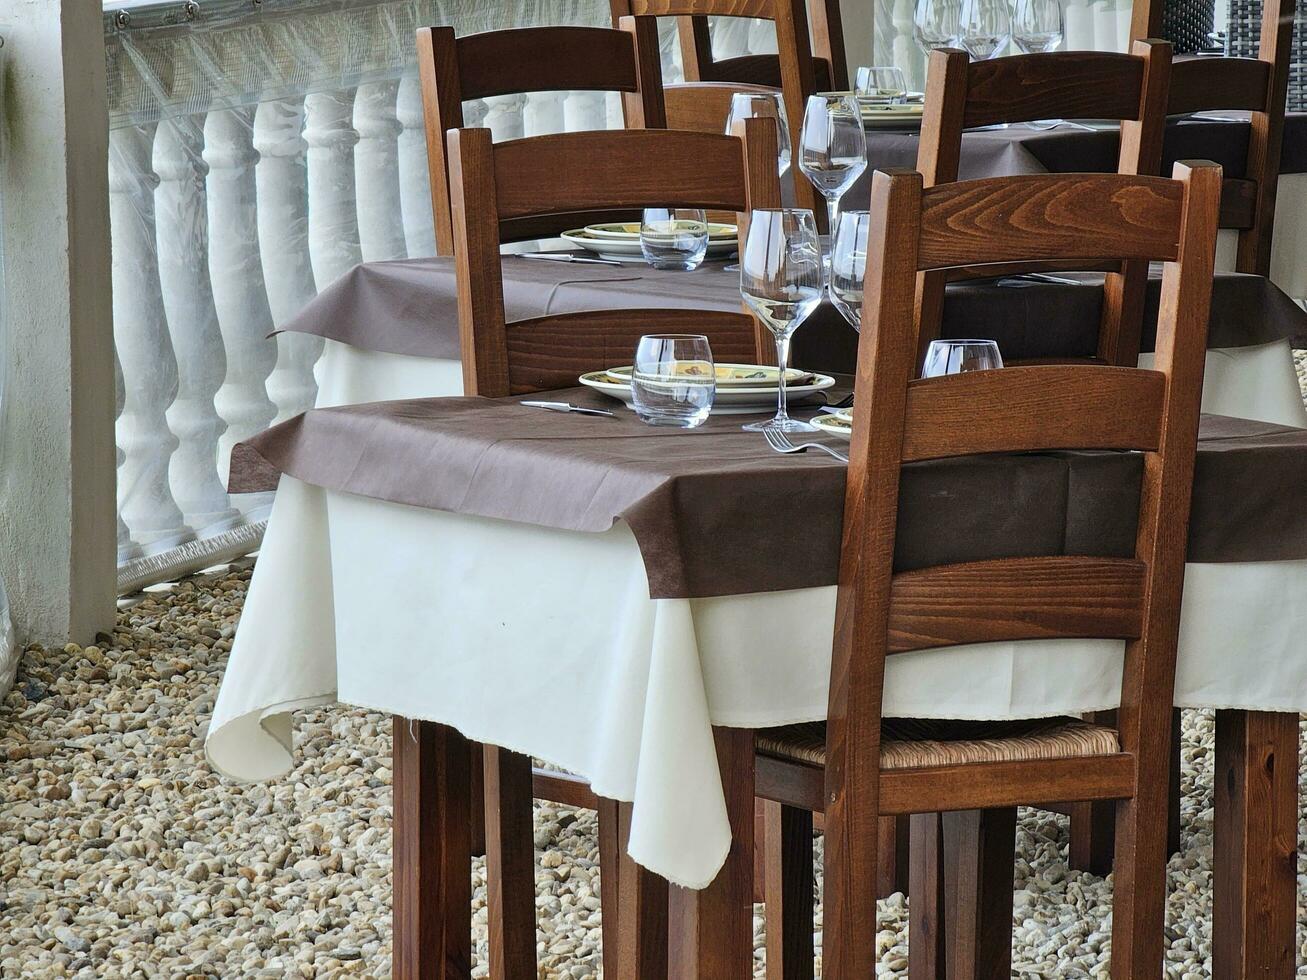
[210,379,1307,975]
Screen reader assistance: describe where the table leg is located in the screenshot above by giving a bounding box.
[483,746,536,980]
[942,808,1016,980]
[763,800,814,980]
[1213,709,1297,980]
[617,801,669,978]
[598,798,623,977]
[908,813,948,980]
[670,727,756,980]
[393,716,471,980]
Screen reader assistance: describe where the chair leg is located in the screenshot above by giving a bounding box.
[943,808,1016,980]
[763,801,814,980]
[469,742,487,858]
[393,716,472,980]
[821,782,880,976]
[616,801,669,978]
[879,814,912,898]
[1213,709,1297,979]
[597,798,623,978]
[908,813,948,980]
[483,746,537,980]
[1108,786,1171,976]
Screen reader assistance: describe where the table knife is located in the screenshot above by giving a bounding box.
[521,400,616,417]
[519,252,624,267]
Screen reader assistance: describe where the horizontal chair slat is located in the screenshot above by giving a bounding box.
[963,52,1146,129]
[1168,57,1271,114]
[888,556,1148,653]
[499,209,643,244]
[917,174,1184,270]
[900,365,1167,461]
[629,0,776,17]
[505,308,757,393]
[492,131,750,220]
[456,27,642,100]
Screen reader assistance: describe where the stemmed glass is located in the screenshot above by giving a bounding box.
[914,0,961,52]
[921,339,1004,377]
[739,209,824,432]
[830,210,871,332]
[958,0,1011,60]
[1012,0,1064,52]
[798,94,868,240]
[724,92,792,177]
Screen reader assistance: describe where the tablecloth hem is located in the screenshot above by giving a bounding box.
[206,692,336,783]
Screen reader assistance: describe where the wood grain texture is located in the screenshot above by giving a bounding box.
[901,366,1166,460]
[393,718,471,980]
[917,173,1185,270]
[417,27,464,257]
[962,52,1146,129]
[763,802,815,980]
[531,769,600,811]
[665,80,780,133]
[1213,709,1298,980]
[596,798,623,979]
[908,814,948,980]
[482,747,536,980]
[941,809,1017,980]
[887,556,1148,653]
[615,802,669,979]
[1168,56,1272,114]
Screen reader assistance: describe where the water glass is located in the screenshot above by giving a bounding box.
[830,210,871,332]
[914,0,961,52]
[724,92,792,176]
[959,0,1010,59]
[798,94,867,238]
[921,339,1004,377]
[1012,0,1064,52]
[631,334,716,428]
[640,209,709,270]
[855,66,909,104]
[739,209,824,432]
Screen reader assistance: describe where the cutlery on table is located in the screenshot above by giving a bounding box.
[761,426,849,463]
[521,400,616,417]
[519,252,624,266]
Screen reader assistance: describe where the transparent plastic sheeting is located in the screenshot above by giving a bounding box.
[105,0,691,592]
[0,39,17,688]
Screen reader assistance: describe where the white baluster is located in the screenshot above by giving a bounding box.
[889,0,922,85]
[1065,0,1095,50]
[710,16,752,59]
[483,93,528,142]
[354,80,409,263]
[396,73,437,258]
[564,91,608,133]
[525,91,567,137]
[153,117,240,532]
[605,91,624,130]
[304,89,363,289]
[1093,0,1119,50]
[203,107,278,495]
[746,17,778,54]
[108,124,193,550]
[254,98,323,422]
[114,349,138,562]
[658,18,685,84]
[465,98,490,131]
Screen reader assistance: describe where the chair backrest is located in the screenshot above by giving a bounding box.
[610,0,824,215]
[447,119,783,396]
[1133,0,1295,274]
[417,21,666,255]
[914,41,1173,369]
[824,162,1220,886]
[663,80,779,133]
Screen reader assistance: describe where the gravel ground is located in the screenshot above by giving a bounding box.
[4,356,1307,978]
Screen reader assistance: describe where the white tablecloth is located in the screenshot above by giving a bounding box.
[208,337,1307,887]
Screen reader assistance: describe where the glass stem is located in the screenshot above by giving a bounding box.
[774,331,792,424]
[826,194,840,242]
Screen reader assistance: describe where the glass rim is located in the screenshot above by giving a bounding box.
[748,207,816,216]
[926,339,1002,347]
[638,333,711,341]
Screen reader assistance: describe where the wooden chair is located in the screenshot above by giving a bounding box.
[444,119,781,976]
[1132,0,1295,277]
[610,0,826,216]
[914,41,1173,370]
[416,20,666,256]
[754,162,1221,978]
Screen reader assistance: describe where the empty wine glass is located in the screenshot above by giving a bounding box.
[959,0,1010,59]
[830,210,870,332]
[914,0,961,52]
[1012,0,1064,52]
[640,208,709,270]
[921,339,1004,377]
[798,94,867,239]
[724,92,792,176]
[855,66,909,104]
[739,209,824,432]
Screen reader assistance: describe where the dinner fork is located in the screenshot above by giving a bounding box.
[762,426,849,463]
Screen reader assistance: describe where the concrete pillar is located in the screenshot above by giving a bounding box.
[0,0,117,648]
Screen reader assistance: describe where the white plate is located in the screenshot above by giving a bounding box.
[579,370,836,414]
[604,362,815,388]
[860,103,925,129]
[810,412,852,440]
[582,221,737,242]
[562,229,738,262]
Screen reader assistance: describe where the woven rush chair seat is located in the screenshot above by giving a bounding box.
[756,716,1120,770]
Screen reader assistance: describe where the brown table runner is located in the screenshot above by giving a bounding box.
[278,256,1306,371]
[231,390,1307,600]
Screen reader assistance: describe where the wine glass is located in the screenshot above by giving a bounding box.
[855,66,909,104]
[798,94,867,240]
[830,210,870,332]
[724,92,792,176]
[914,0,961,52]
[958,0,1010,59]
[1012,0,1064,52]
[739,209,824,432]
[921,339,1004,377]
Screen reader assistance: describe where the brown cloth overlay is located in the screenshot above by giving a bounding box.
[276,256,1307,369]
[230,390,1307,600]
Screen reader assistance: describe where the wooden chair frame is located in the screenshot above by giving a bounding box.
[757,163,1221,978]
[417,20,666,256]
[914,41,1173,369]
